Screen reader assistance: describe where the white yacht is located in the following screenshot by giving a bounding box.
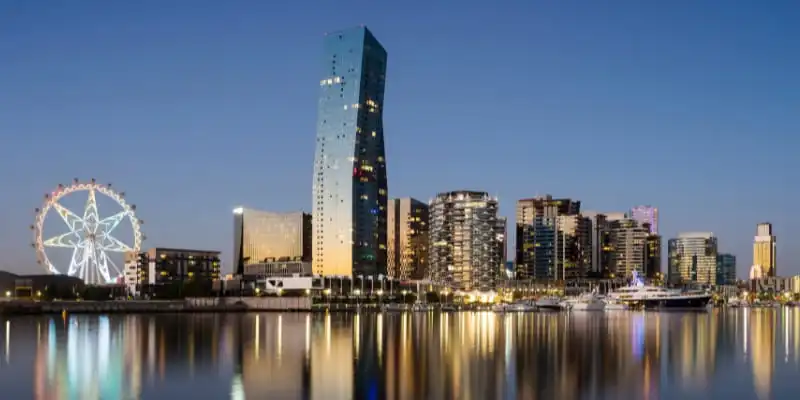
[607,272,712,310]
[603,299,629,311]
[493,300,536,312]
[535,296,563,311]
[570,291,606,311]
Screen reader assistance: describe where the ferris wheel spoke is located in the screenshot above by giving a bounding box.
[96,251,113,283]
[104,252,123,278]
[43,232,81,249]
[98,211,130,234]
[67,246,85,276]
[100,234,133,253]
[51,202,84,232]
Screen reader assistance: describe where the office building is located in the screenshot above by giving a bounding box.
[609,219,650,278]
[717,253,736,285]
[582,212,613,276]
[668,232,718,285]
[429,191,503,292]
[312,26,388,277]
[753,222,777,277]
[515,195,581,280]
[233,208,312,275]
[387,198,429,280]
[131,248,221,287]
[630,205,659,234]
[645,234,662,279]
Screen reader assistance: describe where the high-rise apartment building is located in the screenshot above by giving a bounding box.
[429,191,503,292]
[668,232,718,285]
[233,208,312,274]
[609,219,650,278]
[752,222,776,277]
[515,195,581,280]
[312,26,388,277]
[717,253,737,285]
[387,198,429,280]
[555,214,592,280]
[630,205,659,234]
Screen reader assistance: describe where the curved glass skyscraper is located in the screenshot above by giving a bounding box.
[312,26,388,277]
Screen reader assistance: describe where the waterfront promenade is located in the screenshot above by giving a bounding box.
[0,296,312,314]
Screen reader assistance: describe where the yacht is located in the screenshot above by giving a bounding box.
[382,303,408,312]
[570,291,606,311]
[411,302,434,312]
[493,300,536,312]
[607,272,712,310]
[535,296,564,311]
[603,300,629,311]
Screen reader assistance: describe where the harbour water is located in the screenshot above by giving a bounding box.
[1,309,800,399]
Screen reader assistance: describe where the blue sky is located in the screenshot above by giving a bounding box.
[1,0,798,277]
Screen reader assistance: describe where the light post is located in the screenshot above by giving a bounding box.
[353,289,362,308]
[401,289,409,304]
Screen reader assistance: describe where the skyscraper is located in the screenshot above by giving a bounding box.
[752,222,776,277]
[668,232,718,285]
[629,205,658,234]
[429,191,503,292]
[717,253,736,285]
[387,198,428,280]
[609,218,650,278]
[312,26,388,277]
[515,195,581,280]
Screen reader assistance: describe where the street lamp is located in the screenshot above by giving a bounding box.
[401,289,409,303]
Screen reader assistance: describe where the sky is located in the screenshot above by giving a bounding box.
[1,0,798,278]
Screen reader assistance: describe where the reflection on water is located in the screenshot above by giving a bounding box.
[2,310,800,399]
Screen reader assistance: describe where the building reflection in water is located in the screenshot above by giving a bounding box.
[2,310,800,399]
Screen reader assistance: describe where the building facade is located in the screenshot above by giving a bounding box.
[753,222,776,277]
[312,26,388,278]
[515,195,581,280]
[429,191,503,292]
[233,208,311,275]
[716,253,736,286]
[668,232,718,285]
[629,205,659,234]
[609,219,650,278]
[387,198,429,280]
[131,248,221,288]
[645,234,662,279]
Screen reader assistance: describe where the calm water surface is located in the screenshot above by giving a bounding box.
[1,309,799,399]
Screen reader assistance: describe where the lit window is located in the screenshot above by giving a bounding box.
[371,131,376,137]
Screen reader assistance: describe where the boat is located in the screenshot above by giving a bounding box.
[603,300,629,311]
[570,291,606,311]
[727,297,745,308]
[441,304,459,312]
[606,272,712,310]
[381,303,408,312]
[411,303,433,312]
[535,296,563,311]
[492,300,536,312]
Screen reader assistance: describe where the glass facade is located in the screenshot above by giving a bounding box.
[429,191,503,292]
[716,253,737,285]
[312,26,388,277]
[387,198,428,280]
[753,222,776,277]
[234,208,312,274]
[515,196,582,280]
[668,233,718,285]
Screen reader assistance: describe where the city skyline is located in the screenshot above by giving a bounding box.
[1,2,798,278]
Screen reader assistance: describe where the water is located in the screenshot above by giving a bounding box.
[1,309,799,399]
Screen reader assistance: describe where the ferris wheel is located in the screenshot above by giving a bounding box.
[31,178,144,285]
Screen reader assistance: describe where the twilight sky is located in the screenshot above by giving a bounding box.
[1,0,798,277]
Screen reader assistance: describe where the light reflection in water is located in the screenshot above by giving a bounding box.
[0,310,798,398]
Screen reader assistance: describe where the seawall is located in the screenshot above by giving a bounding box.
[0,297,312,315]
